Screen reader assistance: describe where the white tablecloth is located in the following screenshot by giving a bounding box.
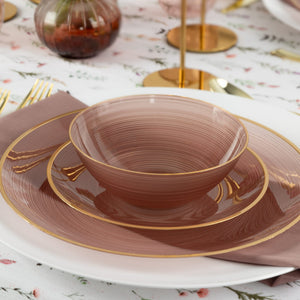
[0,0,299,299]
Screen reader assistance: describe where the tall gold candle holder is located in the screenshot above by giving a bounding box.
[167,0,237,53]
[143,0,238,90]
[3,1,17,22]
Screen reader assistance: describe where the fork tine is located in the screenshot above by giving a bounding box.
[34,81,54,103]
[0,89,11,115]
[36,82,54,102]
[44,83,53,99]
[28,80,46,105]
[18,79,53,109]
[17,79,40,109]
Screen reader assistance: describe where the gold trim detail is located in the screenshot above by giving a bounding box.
[47,142,268,230]
[8,144,61,161]
[60,162,86,182]
[12,155,51,174]
[0,108,299,258]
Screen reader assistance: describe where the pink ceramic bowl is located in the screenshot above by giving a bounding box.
[69,94,248,210]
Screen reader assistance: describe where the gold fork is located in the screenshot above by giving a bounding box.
[222,0,258,13]
[7,80,54,172]
[0,88,11,115]
[17,79,54,110]
[271,49,300,63]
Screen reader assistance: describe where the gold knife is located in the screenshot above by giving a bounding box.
[222,0,259,13]
[271,49,300,63]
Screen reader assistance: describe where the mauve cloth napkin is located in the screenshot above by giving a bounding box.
[0,91,87,154]
[0,91,299,286]
[214,223,300,286]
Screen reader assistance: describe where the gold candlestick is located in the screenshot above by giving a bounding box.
[167,0,237,53]
[178,0,187,88]
[200,0,206,49]
[144,0,221,90]
[143,1,251,98]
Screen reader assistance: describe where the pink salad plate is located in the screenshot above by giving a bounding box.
[0,109,299,257]
[47,141,268,230]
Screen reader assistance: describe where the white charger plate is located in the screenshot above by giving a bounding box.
[263,0,300,31]
[0,87,298,289]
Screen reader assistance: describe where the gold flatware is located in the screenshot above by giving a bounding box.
[271,49,300,63]
[222,0,259,13]
[209,78,252,99]
[0,88,11,115]
[17,79,54,110]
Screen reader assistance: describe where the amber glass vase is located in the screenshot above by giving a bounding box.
[34,0,121,58]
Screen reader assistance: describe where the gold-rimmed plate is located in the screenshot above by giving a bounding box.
[0,108,299,258]
[47,141,268,230]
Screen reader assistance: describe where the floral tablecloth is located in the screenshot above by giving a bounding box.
[0,0,299,299]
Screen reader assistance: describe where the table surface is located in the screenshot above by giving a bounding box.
[0,0,300,299]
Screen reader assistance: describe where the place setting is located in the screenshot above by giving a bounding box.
[0,86,299,288]
[0,0,300,295]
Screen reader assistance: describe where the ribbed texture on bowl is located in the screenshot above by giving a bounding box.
[70,94,248,209]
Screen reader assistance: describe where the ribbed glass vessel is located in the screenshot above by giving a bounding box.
[34,0,121,58]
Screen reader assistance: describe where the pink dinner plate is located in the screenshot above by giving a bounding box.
[0,111,299,257]
[48,141,268,230]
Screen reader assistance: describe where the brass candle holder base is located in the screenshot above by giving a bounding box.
[167,24,237,53]
[143,67,252,98]
[143,67,217,90]
[4,2,17,22]
[143,1,239,92]
[29,0,40,4]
